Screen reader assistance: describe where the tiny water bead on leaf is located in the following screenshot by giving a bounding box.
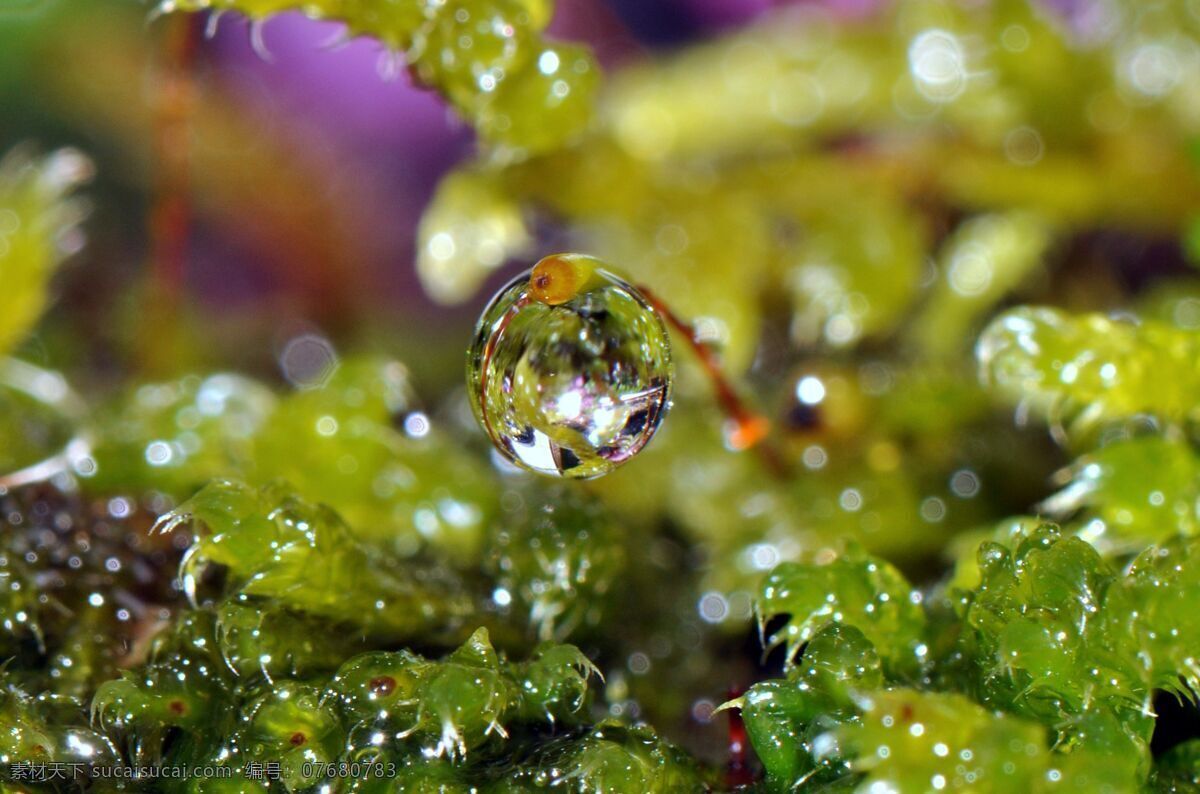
[467,254,672,479]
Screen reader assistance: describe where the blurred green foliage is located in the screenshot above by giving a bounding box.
[4,0,1200,790]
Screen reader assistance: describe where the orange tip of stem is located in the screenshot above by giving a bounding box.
[725,414,770,451]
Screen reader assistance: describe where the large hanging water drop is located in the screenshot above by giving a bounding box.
[467,254,672,478]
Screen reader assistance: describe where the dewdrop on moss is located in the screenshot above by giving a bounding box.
[467,254,672,479]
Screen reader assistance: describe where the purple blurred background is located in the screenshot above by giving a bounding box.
[197,0,887,326]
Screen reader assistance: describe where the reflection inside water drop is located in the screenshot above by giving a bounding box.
[467,268,672,479]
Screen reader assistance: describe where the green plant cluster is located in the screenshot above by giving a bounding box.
[738,525,1200,791]
[5,0,1200,791]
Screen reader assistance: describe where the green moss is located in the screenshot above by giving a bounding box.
[89,359,498,562]
[732,626,880,788]
[757,547,927,677]
[9,0,1200,789]
[154,480,477,641]
[978,307,1200,439]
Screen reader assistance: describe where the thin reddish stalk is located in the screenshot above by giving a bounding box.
[638,286,786,476]
[147,14,202,337]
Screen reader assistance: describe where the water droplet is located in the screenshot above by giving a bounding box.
[467,255,672,478]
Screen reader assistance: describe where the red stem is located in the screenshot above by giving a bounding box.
[149,14,202,316]
[638,286,786,476]
[724,686,756,788]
